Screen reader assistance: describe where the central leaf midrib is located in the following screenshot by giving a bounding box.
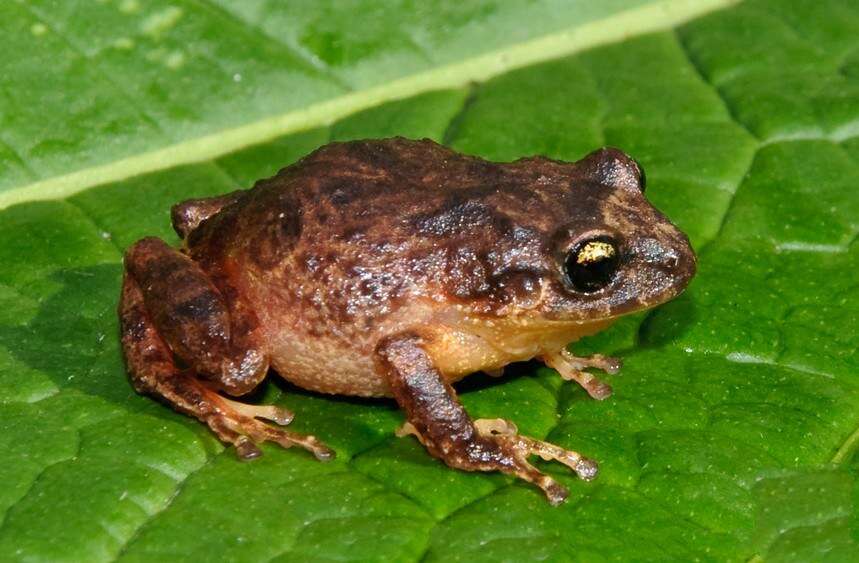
[0,0,740,212]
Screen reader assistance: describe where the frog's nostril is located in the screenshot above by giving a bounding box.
[634,238,675,267]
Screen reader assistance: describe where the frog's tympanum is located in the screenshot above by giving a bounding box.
[119,138,695,504]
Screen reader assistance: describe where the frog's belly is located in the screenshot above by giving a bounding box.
[266,335,491,398]
[264,317,614,398]
[267,335,391,397]
[259,301,440,398]
[265,333,494,398]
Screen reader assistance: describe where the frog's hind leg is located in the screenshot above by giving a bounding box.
[119,237,334,461]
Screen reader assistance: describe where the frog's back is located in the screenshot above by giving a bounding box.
[183,138,595,396]
[189,137,581,303]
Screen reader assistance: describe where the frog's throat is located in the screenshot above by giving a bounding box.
[425,314,618,380]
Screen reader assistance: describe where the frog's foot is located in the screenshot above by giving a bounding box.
[473,418,598,503]
[204,409,334,461]
[542,349,620,400]
[398,417,595,505]
[173,378,334,462]
[397,419,578,504]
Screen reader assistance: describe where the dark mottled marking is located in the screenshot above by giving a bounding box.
[412,199,507,237]
[123,237,268,395]
[173,290,224,323]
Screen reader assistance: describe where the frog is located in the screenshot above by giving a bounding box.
[119,137,696,505]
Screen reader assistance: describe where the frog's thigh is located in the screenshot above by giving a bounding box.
[123,236,266,395]
[375,332,598,505]
[119,266,333,461]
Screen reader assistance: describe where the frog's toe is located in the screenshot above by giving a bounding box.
[235,437,263,460]
[395,421,429,446]
[575,353,622,374]
[219,396,295,425]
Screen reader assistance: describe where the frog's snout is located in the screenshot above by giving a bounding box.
[631,237,692,273]
[624,233,696,305]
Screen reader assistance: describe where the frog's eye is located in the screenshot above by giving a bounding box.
[564,236,620,293]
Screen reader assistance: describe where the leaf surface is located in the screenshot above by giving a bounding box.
[1,0,858,561]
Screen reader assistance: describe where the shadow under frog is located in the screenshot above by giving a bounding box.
[118,138,696,504]
[0,265,131,404]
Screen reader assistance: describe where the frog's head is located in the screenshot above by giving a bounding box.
[452,146,696,326]
[528,147,697,323]
[403,141,694,329]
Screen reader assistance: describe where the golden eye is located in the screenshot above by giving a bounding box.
[575,240,615,264]
[564,237,620,293]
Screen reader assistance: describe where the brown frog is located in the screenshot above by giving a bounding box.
[119,138,695,504]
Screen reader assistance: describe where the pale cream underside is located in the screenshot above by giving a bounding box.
[264,302,615,398]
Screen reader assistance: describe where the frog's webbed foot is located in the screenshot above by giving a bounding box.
[473,418,598,479]
[206,391,334,461]
[542,349,621,400]
[379,333,598,505]
[151,375,333,461]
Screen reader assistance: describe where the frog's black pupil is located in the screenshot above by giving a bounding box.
[564,237,619,293]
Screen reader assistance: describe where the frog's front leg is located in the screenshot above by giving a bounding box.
[376,332,598,505]
[542,349,621,400]
[120,237,333,461]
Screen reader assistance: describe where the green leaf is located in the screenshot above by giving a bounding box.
[1,0,857,561]
[0,0,732,207]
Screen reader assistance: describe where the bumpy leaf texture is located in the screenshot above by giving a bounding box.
[0,0,857,561]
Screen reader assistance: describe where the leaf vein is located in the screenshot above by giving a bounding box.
[0,431,81,530]
[672,28,760,143]
[0,0,741,210]
[111,448,227,561]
